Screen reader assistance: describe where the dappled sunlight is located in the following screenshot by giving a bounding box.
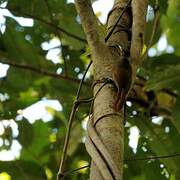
[152,116,164,125]
[77,160,89,173]
[157,35,168,51]
[0,119,21,161]
[67,0,114,24]
[128,126,140,153]
[0,172,11,180]
[92,0,114,23]
[148,35,175,57]
[0,2,33,31]
[0,63,9,78]
[0,140,21,161]
[20,98,62,123]
[41,38,62,64]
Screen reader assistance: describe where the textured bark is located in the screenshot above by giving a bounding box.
[130,0,148,65]
[75,0,147,179]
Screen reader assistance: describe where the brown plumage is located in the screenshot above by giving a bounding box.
[112,57,132,111]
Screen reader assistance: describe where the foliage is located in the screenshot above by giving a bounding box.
[0,0,179,179]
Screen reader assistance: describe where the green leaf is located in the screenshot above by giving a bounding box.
[18,119,34,148]
[2,20,48,67]
[0,160,46,180]
[130,115,180,178]
[57,4,85,49]
[20,120,51,164]
[149,0,168,14]
[147,54,180,70]
[67,122,83,156]
[130,175,146,180]
[161,0,180,55]
[170,174,176,180]
[8,0,49,18]
[145,64,180,91]
[7,0,85,50]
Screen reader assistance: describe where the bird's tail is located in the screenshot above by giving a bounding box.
[114,89,126,112]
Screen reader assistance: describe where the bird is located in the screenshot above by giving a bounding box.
[112,57,132,111]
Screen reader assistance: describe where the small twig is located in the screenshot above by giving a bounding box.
[75,97,94,106]
[57,60,93,180]
[76,60,93,99]
[124,153,180,162]
[105,0,131,42]
[57,103,77,180]
[142,0,159,61]
[63,165,89,176]
[0,7,87,43]
[61,153,180,177]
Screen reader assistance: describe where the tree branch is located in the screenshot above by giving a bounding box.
[0,7,87,43]
[130,0,148,65]
[125,153,180,162]
[142,0,160,61]
[105,0,131,42]
[0,53,88,85]
[74,0,102,50]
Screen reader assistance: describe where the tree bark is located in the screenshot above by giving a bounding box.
[75,0,147,179]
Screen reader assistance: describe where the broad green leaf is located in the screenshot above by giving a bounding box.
[170,174,176,180]
[147,54,180,70]
[161,0,180,55]
[7,0,85,50]
[1,23,35,64]
[0,160,46,180]
[130,115,180,179]
[18,119,34,148]
[57,3,85,49]
[145,64,180,91]
[20,120,51,164]
[2,21,51,67]
[8,0,50,18]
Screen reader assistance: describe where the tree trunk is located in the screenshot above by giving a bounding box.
[75,0,147,179]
